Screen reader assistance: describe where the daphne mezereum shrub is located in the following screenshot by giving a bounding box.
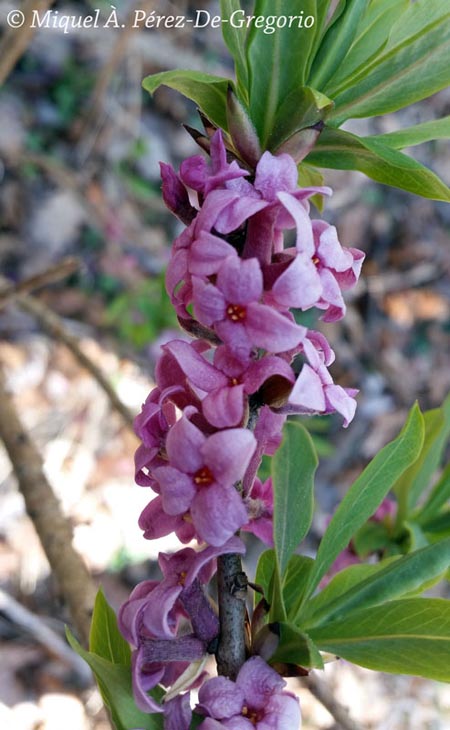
[69,3,450,730]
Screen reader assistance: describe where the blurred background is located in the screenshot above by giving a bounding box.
[0,1,449,728]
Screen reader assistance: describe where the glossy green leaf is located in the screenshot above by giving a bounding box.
[298,561,392,624]
[368,116,450,150]
[322,0,408,93]
[297,163,326,212]
[272,421,318,578]
[267,86,333,151]
[303,540,450,628]
[246,0,318,145]
[309,0,369,90]
[419,463,450,525]
[306,127,450,201]
[220,0,249,99]
[301,403,424,601]
[89,588,131,666]
[282,555,315,619]
[309,598,450,681]
[403,521,429,551]
[329,1,450,123]
[422,511,450,542]
[67,630,164,730]
[395,396,450,523]
[255,550,314,620]
[142,70,231,131]
[270,622,324,669]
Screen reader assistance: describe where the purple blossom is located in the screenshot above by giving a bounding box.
[242,477,274,546]
[193,256,305,359]
[152,412,256,546]
[196,656,301,729]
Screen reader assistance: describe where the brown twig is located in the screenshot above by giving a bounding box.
[10,288,135,430]
[0,587,92,683]
[0,257,79,309]
[0,362,97,646]
[215,553,248,680]
[0,0,56,86]
[302,672,365,730]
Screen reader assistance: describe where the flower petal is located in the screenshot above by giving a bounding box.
[166,415,206,473]
[191,485,248,546]
[154,465,196,516]
[246,303,305,353]
[198,676,245,719]
[202,429,256,486]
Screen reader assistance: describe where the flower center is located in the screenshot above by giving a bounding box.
[229,376,241,386]
[226,304,247,322]
[312,256,320,266]
[242,706,261,725]
[193,466,214,487]
[178,570,187,586]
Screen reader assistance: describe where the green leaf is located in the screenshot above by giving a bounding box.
[309,598,450,681]
[321,0,408,94]
[272,421,318,578]
[282,555,315,619]
[328,1,450,123]
[422,511,450,542]
[419,463,450,525]
[302,540,450,628]
[353,520,391,558]
[309,0,369,90]
[89,588,131,666]
[367,116,450,150]
[306,127,450,201]
[220,0,249,99]
[394,396,450,523]
[67,630,164,730]
[142,70,231,131]
[301,403,424,601]
[270,622,324,669]
[246,0,318,145]
[267,86,333,151]
[255,550,314,620]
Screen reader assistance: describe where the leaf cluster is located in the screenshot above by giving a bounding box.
[142,0,450,201]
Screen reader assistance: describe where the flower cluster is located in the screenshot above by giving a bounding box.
[119,128,364,728]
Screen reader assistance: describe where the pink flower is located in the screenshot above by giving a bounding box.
[196,656,301,729]
[193,256,305,359]
[152,412,256,546]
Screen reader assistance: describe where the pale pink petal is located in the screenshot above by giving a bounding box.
[237,656,285,709]
[246,303,306,353]
[325,384,357,427]
[165,340,228,392]
[288,364,326,412]
[166,415,205,473]
[193,277,227,327]
[202,429,256,486]
[189,232,238,276]
[191,485,248,546]
[197,676,245,719]
[254,151,298,201]
[217,257,263,305]
[153,465,196,515]
[277,191,314,255]
[202,385,246,428]
[272,254,322,309]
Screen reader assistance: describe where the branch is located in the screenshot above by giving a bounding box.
[0,587,91,683]
[0,362,97,646]
[0,257,79,309]
[302,672,365,730]
[215,552,248,680]
[0,277,135,431]
[0,0,56,85]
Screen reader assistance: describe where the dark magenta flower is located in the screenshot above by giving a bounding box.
[196,656,301,729]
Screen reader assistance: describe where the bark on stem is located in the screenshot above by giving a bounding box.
[215,400,260,679]
[216,552,247,679]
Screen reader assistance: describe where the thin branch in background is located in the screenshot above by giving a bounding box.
[0,588,92,684]
[0,362,97,647]
[0,274,135,430]
[0,257,79,309]
[302,672,365,730]
[0,0,56,85]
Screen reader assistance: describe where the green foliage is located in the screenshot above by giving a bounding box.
[141,0,450,200]
[302,403,424,601]
[105,276,178,349]
[306,127,450,202]
[67,589,164,730]
[272,421,318,578]
[142,70,231,131]
[309,598,450,681]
